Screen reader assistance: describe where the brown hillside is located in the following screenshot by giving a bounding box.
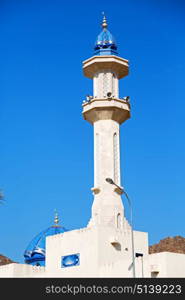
[0,254,14,266]
[149,236,185,254]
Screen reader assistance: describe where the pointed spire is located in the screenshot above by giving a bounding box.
[54,209,59,226]
[102,12,108,29]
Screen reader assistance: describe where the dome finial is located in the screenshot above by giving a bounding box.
[54,209,59,226]
[102,11,108,29]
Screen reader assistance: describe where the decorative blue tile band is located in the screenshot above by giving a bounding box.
[61,253,80,268]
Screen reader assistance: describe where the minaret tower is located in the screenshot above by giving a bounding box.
[82,15,130,229]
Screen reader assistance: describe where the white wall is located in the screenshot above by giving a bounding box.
[45,224,149,278]
[149,252,185,278]
[2,235,185,278]
[45,227,99,277]
[0,263,45,278]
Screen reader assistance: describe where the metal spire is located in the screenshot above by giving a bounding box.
[54,209,59,226]
[102,12,108,29]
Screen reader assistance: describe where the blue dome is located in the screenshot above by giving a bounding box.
[24,219,68,266]
[94,16,118,56]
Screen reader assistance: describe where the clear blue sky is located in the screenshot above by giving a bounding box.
[0,0,185,263]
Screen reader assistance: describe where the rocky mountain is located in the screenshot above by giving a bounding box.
[149,236,185,254]
[0,254,14,266]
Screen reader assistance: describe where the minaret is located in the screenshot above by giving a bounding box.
[82,16,130,229]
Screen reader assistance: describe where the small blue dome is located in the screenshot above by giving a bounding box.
[94,15,118,56]
[24,213,68,266]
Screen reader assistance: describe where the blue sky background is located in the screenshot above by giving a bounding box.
[0,0,185,263]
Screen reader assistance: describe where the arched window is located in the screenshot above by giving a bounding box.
[95,133,99,186]
[113,133,118,184]
[117,213,121,229]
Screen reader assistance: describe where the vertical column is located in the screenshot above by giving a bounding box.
[94,132,100,187]
[107,72,113,95]
[93,119,121,189]
[94,72,120,98]
[92,119,124,228]
[103,72,108,97]
[93,71,120,99]
[93,73,97,97]
[113,131,121,186]
[113,133,118,184]
[113,73,119,98]
[93,72,104,98]
[112,73,115,97]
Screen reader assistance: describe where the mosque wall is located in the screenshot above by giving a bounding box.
[45,227,99,277]
[0,263,45,278]
[0,238,185,277]
[97,227,150,277]
[45,225,150,278]
[149,252,185,278]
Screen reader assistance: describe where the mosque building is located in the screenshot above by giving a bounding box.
[0,16,185,278]
[23,212,68,267]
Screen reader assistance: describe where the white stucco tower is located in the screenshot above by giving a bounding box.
[82,16,130,230]
[0,16,152,278]
[1,17,185,279]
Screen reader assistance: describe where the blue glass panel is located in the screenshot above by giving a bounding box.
[94,28,118,56]
[61,254,80,268]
